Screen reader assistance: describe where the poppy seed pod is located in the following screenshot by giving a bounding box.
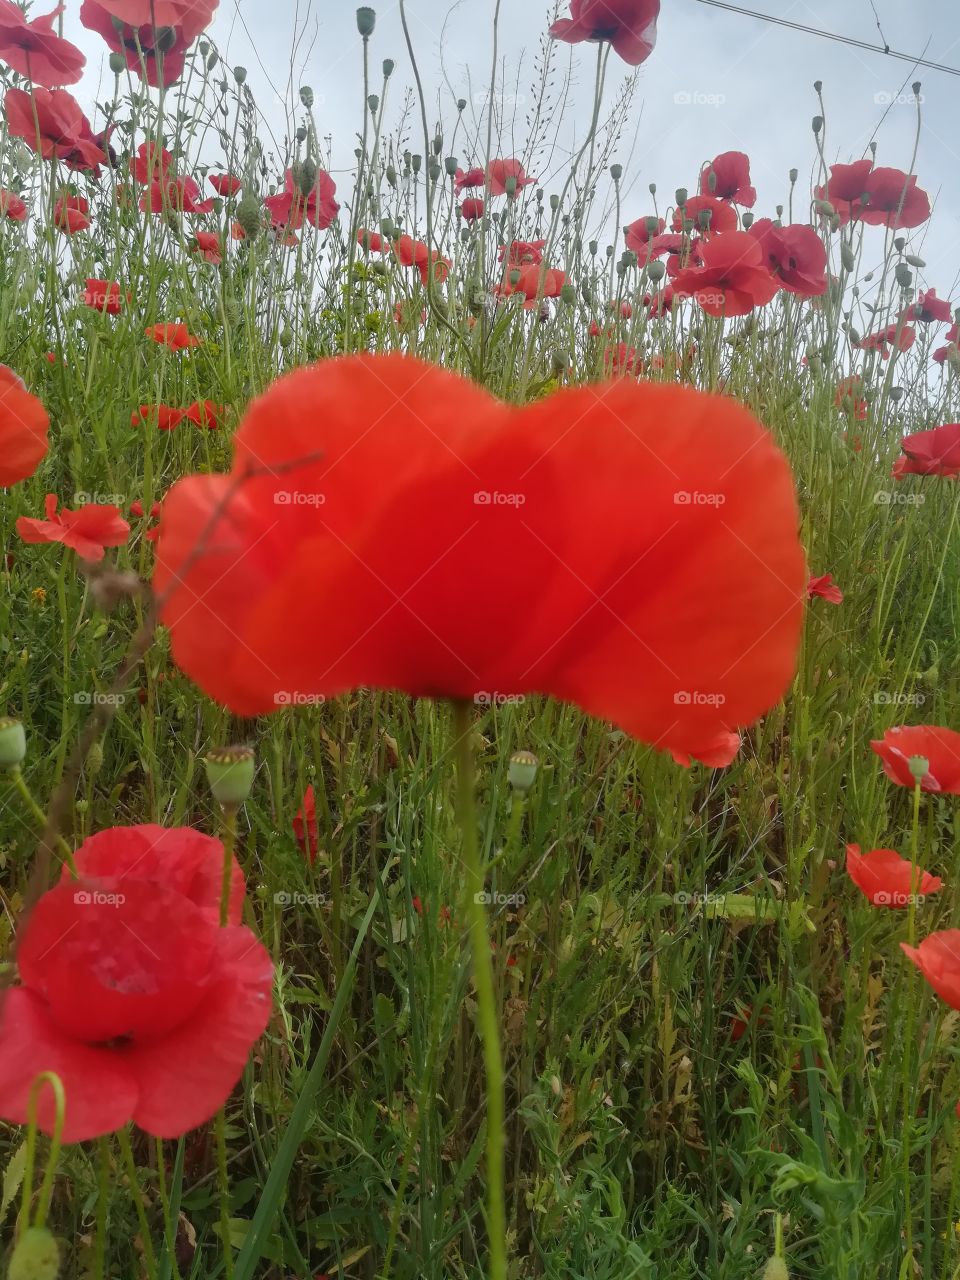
[236,194,262,238]
[411,154,422,173]
[741,212,754,230]
[108,50,125,74]
[560,283,577,304]
[428,163,441,183]
[234,65,247,83]
[840,242,855,271]
[368,94,379,114]
[812,115,823,134]
[356,7,376,36]
[205,745,255,807]
[895,264,913,289]
[610,163,622,181]
[386,164,397,186]
[0,716,26,768]
[444,155,458,176]
[647,260,666,281]
[908,755,930,784]
[457,97,466,111]
[8,1226,60,1280]
[905,254,925,268]
[383,58,394,77]
[295,158,318,196]
[508,750,539,792]
[504,176,518,196]
[295,125,307,143]
[550,194,560,212]
[299,85,314,108]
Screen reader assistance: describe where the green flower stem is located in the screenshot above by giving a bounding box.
[452,699,506,1280]
[9,766,77,876]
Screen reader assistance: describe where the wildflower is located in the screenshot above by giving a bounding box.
[0,365,49,487]
[857,324,916,359]
[748,220,827,297]
[131,405,186,431]
[16,494,130,562]
[0,2,85,87]
[700,151,756,207]
[293,786,319,864]
[84,278,123,315]
[894,423,960,477]
[0,187,27,221]
[54,194,90,234]
[3,86,106,171]
[461,197,485,221]
[671,195,737,237]
[845,843,943,907]
[209,173,243,196]
[807,573,843,604]
[79,0,192,86]
[871,725,960,793]
[671,231,778,317]
[192,230,223,264]
[550,0,660,66]
[146,322,202,350]
[901,932,960,1010]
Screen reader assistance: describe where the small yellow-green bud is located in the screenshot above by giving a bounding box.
[205,745,255,807]
[908,756,930,784]
[0,717,26,769]
[8,1226,60,1280]
[508,750,539,793]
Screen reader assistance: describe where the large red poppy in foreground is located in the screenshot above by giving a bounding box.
[550,0,660,66]
[0,825,270,1142]
[155,356,805,765]
[0,364,49,486]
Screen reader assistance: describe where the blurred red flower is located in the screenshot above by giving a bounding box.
[550,0,660,66]
[498,263,566,306]
[845,843,943,907]
[499,239,546,267]
[209,173,242,196]
[17,494,130,561]
[264,168,339,231]
[672,232,778,317]
[83,0,218,41]
[0,187,26,221]
[0,365,49,487]
[0,1,85,87]
[4,87,106,171]
[858,323,915,359]
[835,376,868,420]
[192,230,222,264]
[154,354,806,766]
[185,400,224,429]
[131,405,186,431]
[700,151,755,207]
[54,194,90,234]
[129,140,173,184]
[454,166,485,193]
[293,786,319,864]
[807,573,842,604]
[485,159,536,197]
[672,195,737,237]
[141,174,214,215]
[872,725,960,793]
[815,159,874,224]
[894,423,960,477]
[84,278,123,315]
[748,220,827,297]
[904,288,952,324]
[393,234,450,285]
[901,932,960,1010]
[0,823,269,1142]
[461,197,485,221]
[146,322,201,350]
[859,167,930,229]
[79,0,190,85]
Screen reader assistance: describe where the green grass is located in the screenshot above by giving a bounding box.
[2,11,960,1280]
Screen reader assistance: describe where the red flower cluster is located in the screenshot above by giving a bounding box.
[816,160,930,229]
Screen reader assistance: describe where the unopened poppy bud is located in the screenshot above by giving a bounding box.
[0,717,26,768]
[840,242,855,271]
[812,115,823,134]
[588,239,598,256]
[206,47,219,69]
[432,133,443,156]
[444,155,458,176]
[905,254,925,268]
[762,1259,789,1280]
[706,168,717,193]
[205,745,255,807]
[279,328,293,348]
[912,80,922,95]
[86,739,104,778]
[504,176,518,196]
[895,264,913,289]
[356,6,376,36]
[108,50,125,74]
[610,163,622,181]
[789,168,798,183]
[648,182,656,195]
[550,351,569,375]
[236,194,261,238]
[893,236,906,253]
[386,164,397,186]
[295,125,307,143]
[814,198,834,216]
[368,94,379,113]
[741,212,754,230]
[428,162,441,182]
[234,64,247,83]
[295,158,317,196]
[889,385,904,402]
[508,750,539,792]
[908,755,930,784]
[8,1226,60,1280]
[198,39,209,55]
[675,187,687,207]
[549,194,560,212]
[647,260,666,281]
[299,85,314,108]
[622,249,637,269]
[411,154,422,173]
[697,208,712,230]
[560,283,577,305]
[457,97,467,111]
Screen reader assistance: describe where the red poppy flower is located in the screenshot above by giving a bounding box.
[498,264,566,307]
[603,343,641,376]
[815,159,874,225]
[807,573,842,604]
[81,0,217,41]
[84,278,123,315]
[131,404,186,431]
[454,166,485,192]
[153,355,805,765]
[0,365,49,487]
[185,400,224,429]
[393,234,450,285]
[747,220,827,298]
[871,725,960,793]
[623,216,666,257]
[192,231,222,264]
[895,423,960,477]
[0,823,270,1143]
[904,288,952,324]
[672,232,778,317]
[17,494,130,562]
[550,0,660,66]
[3,87,105,171]
[900,932,960,1010]
[700,151,756,207]
[146,322,201,350]
[835,375,868,420]
[845,843,943,907]
[141,175,214,215]
[79,0,189,86]
[0,1,85,87]
[859,167,930,229]
[265,168,339,231]
[499,239,547,267]
[293,786,319,864]
[669,730,741,769]
[646,283,676,317]
[129,141,173,184]
[130,500,162,519]
[53,193,90,234]
[0,187,26,221]
[209,173,242,196]
[461,197,485,221]
[858,323,916,359]
[672,195,738,238]
[486,159,536,197]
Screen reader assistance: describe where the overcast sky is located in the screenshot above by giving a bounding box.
[63,0,960,296]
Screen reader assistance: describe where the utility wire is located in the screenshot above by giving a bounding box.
[866,0,891,54]
[689,0,960,77]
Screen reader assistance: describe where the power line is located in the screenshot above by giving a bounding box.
[689,0,960,78]
[866,0,891,54]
